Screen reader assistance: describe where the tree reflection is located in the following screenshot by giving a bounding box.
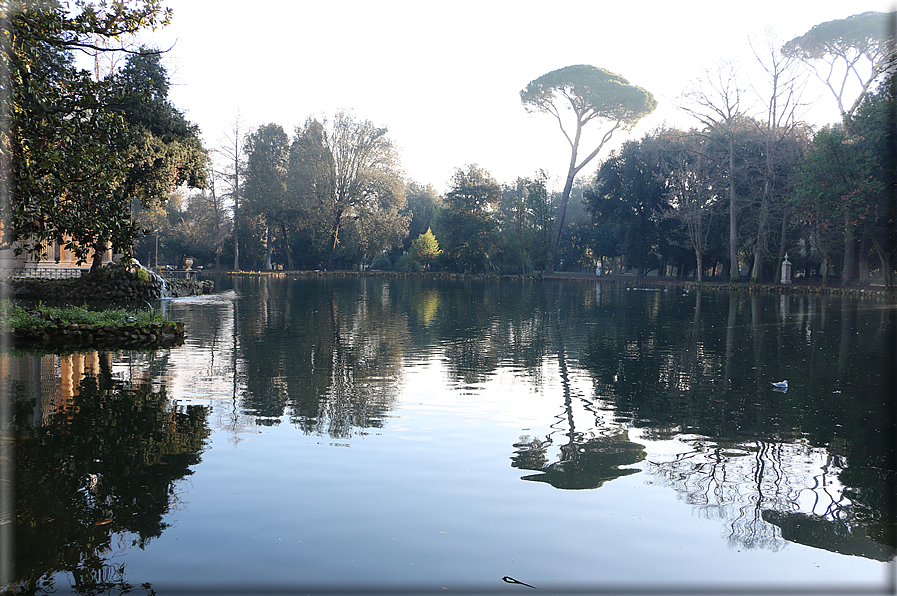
[570,285,894,559]
[4,352,210,594]
[512,432,644,490]
[175,277,895,561]
[234,277,405,437]
[511,301,645,490]
[647,437,895,559]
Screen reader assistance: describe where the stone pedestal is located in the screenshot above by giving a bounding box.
[781,254,792,284]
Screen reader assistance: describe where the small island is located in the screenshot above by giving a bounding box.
[0,263,213,350]
[1,300,185,350]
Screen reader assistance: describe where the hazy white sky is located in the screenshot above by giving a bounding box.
[139,0,894,193]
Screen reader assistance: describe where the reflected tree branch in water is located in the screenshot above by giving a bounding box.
[644,436,883,554]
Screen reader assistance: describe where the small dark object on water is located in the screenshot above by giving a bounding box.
[502,576,537,589]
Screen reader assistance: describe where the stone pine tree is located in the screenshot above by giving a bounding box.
[521,65,656,272]
[783,11,895,126]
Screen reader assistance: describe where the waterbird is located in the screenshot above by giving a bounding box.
[771,380,788,389]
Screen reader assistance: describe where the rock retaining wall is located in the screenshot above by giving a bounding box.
[6,263,213,302]
[8,320,185,350]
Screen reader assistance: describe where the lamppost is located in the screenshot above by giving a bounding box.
[154,230,161,270]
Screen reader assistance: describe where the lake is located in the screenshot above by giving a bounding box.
[3,275,895,595]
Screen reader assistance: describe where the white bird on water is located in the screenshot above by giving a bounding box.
[771,380,788,390]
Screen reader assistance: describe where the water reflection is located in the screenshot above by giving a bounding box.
[5,277,895,592]
[214,278,893,563]
[230,277,405,435]
[512,431,644,489]
[3,352,210,593]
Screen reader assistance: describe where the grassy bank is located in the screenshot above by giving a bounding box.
[1,300,185,350]
[0,300,170,331]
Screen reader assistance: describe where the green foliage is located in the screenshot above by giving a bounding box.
[495,173,553,274]
[409,228,442,268]
[436,165,502,273]
[520,64,657,271]
[520,64,657,125]
[370,253,392,270]
[287,118,336,268]
[404,182,443,250]
[3,0,201,269]
[244,123,290,269]
[117,48,209,204]
[0,299,169,331]
[324,111,407,269]
[782,11,895,121]
[782,11,893,61]
[792,71,897,286]
[586,139,670,275]
[394,252,419,272]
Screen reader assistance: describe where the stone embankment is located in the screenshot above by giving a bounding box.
[6,262,213,302]
[10,320,185,350]
[541,272,897,298]
[3,263,208,350]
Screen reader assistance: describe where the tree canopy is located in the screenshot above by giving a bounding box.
[2,0,206,268]
[521,64,656,272]
[435,164,502,273]
[782,11,895,122]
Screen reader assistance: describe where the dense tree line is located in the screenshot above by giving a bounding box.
[5,3,894,286]
[125,9,897,287]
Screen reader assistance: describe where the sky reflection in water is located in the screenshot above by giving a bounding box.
[4,276,894,594]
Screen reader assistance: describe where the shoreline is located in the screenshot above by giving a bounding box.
[206,269,897,299]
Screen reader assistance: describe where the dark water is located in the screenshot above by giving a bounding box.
[3,276,895,594]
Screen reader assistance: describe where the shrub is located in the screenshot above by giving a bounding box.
[395,253,420,272]
[371,254,393,271]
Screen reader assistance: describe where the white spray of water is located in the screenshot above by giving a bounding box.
[131,258,171,299]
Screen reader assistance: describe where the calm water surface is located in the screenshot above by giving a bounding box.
[3,275,895,594]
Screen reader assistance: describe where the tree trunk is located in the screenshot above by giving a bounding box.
[749,243,763,284]
[695,249,704,282]
[866,225,894,289]
[750,181,770,284]
[545,172,575,273]
[728,135,740,282]
[859,231,871,283]
[774,208,789,284]
[90,245,104,272]
[280,220,293,270]
[842,214,855,285]
[232,182,240,272]
[326,208,344,271]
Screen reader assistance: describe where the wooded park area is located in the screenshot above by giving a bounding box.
[3,2,895,287]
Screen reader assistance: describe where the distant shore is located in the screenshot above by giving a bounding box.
[208,269,897,298]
